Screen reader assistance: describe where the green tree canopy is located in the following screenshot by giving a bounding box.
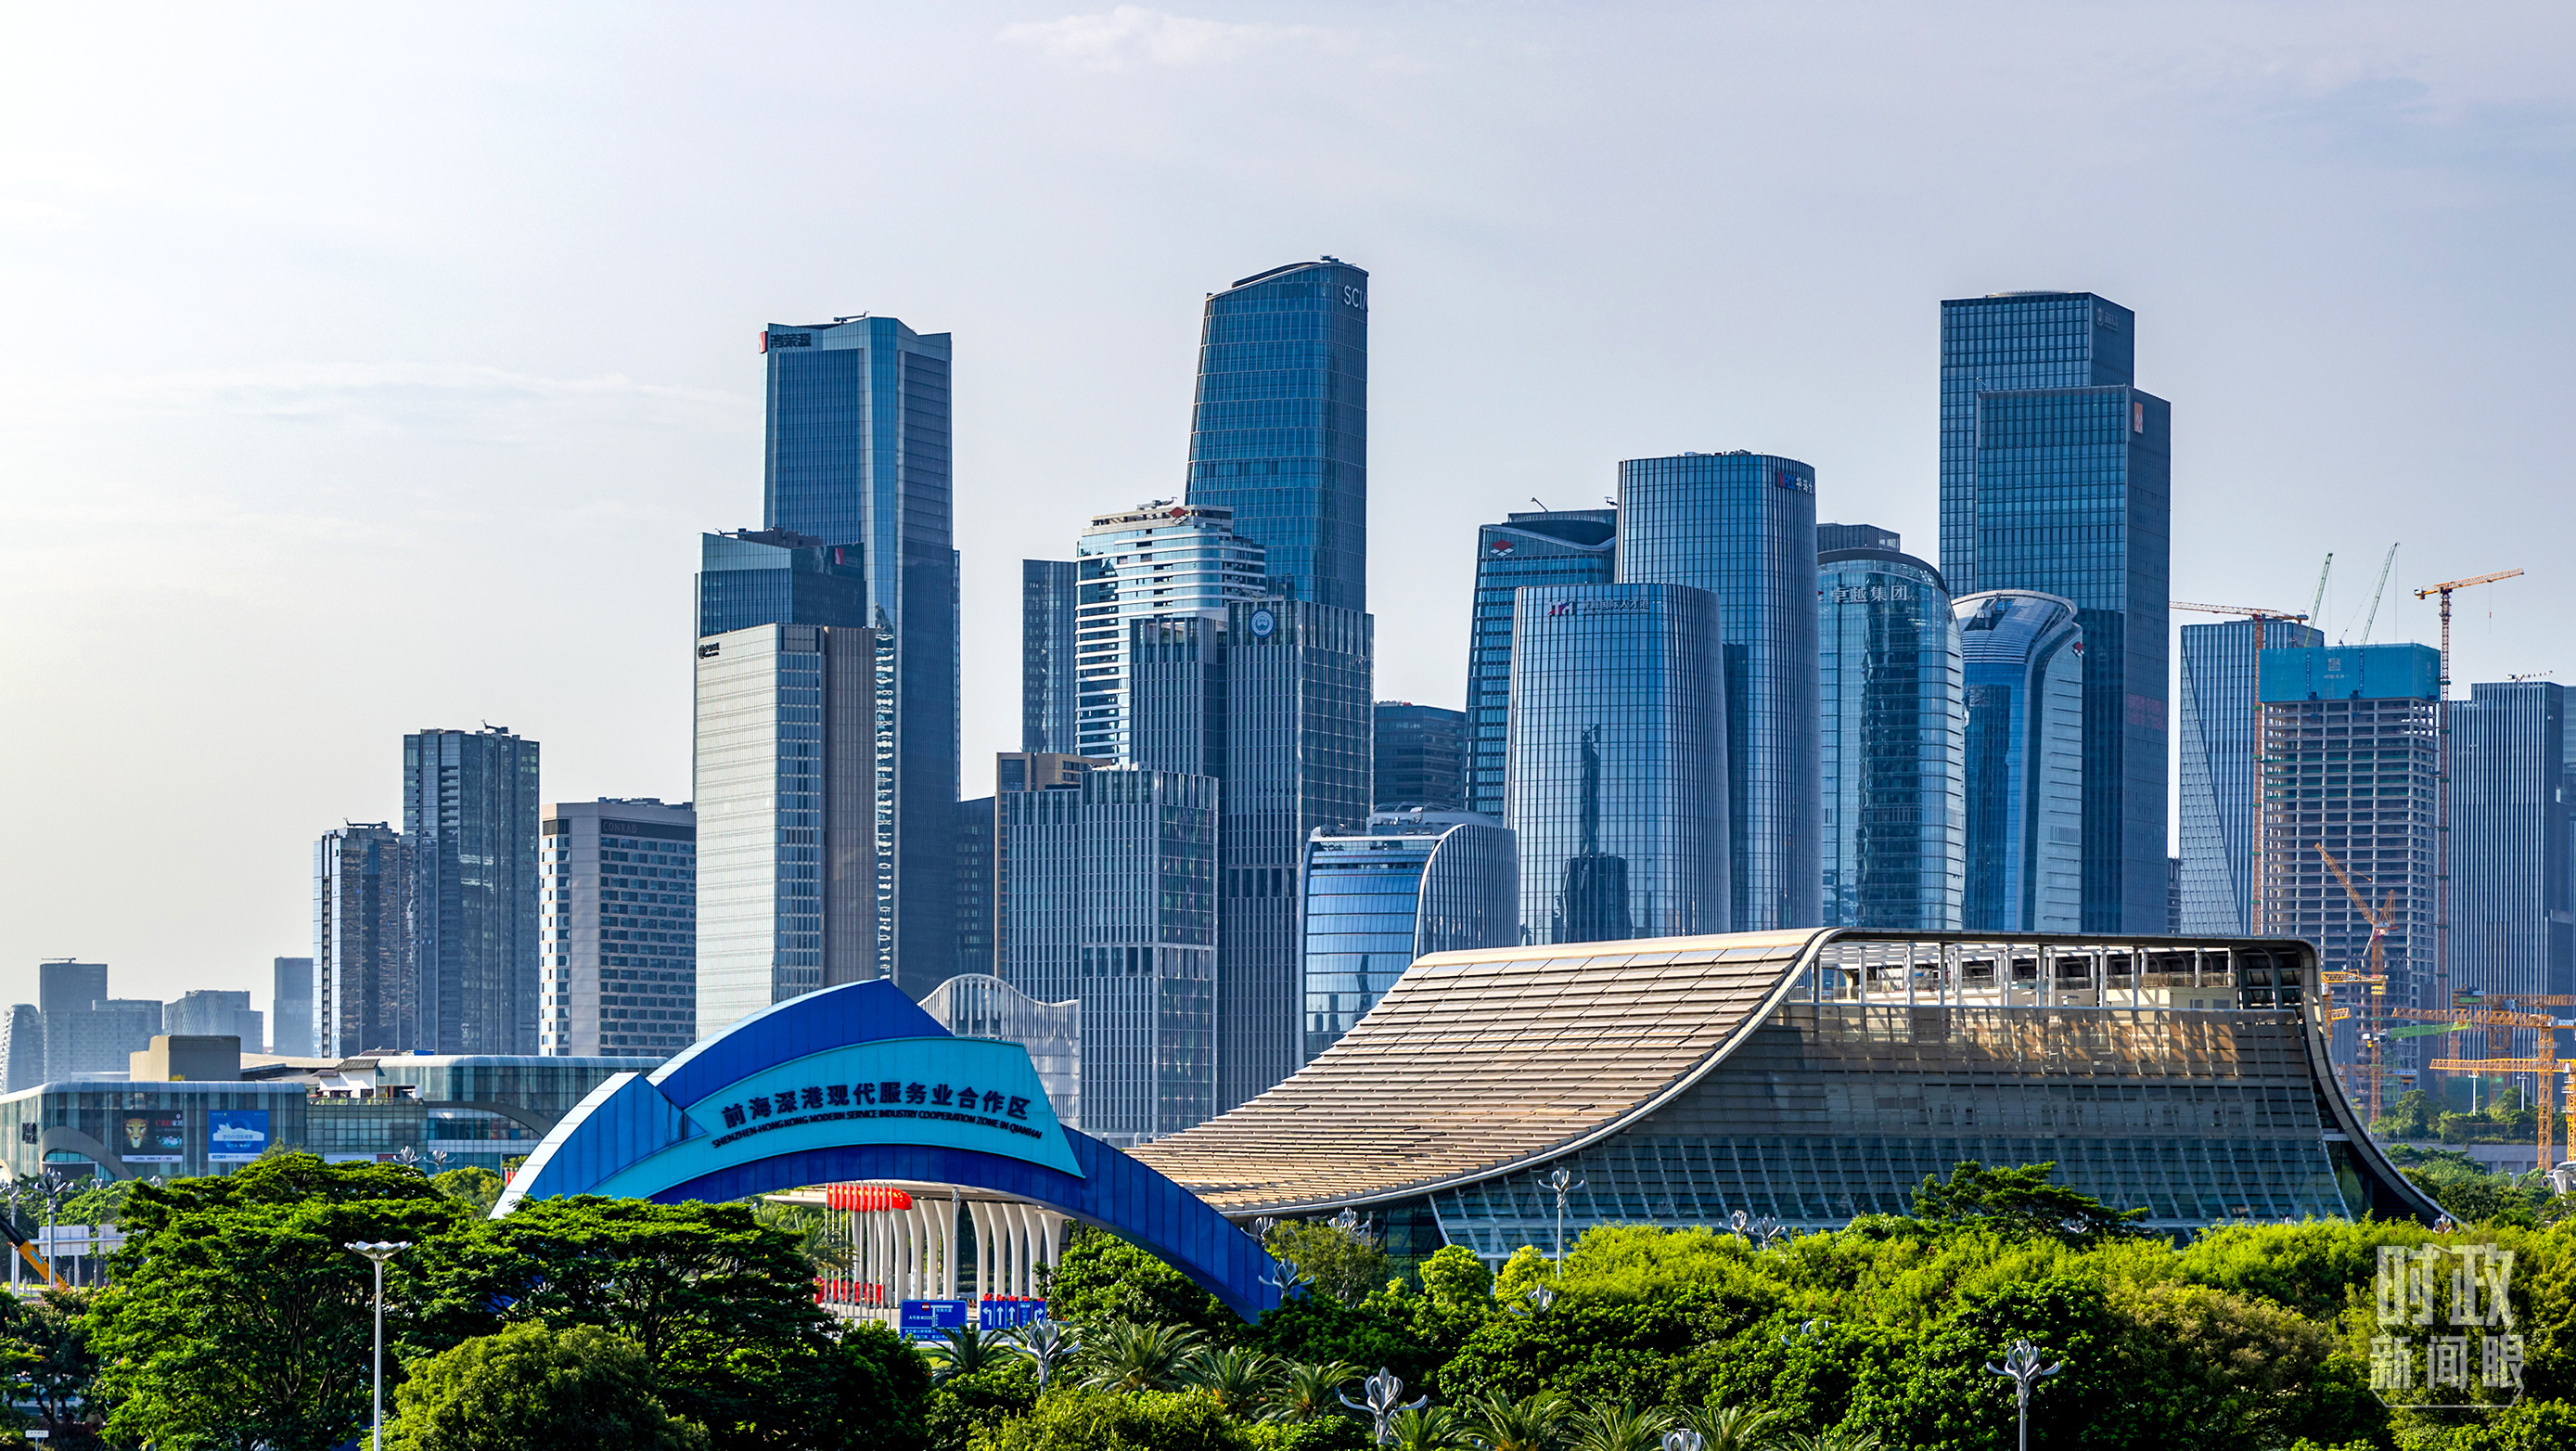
[1046,1227,1233,1338]
[386,1321,705,1451]
[1911,1161,2147,1244]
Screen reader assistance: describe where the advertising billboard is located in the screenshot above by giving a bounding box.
[207,1110,270,1162]
[119,1112,185,1164]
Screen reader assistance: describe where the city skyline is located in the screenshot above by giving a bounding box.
[7,6,2570,1009]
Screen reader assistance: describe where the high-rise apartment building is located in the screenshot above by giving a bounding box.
[2177,618,2325,934]
[1185,259,1370,612]
[2449,679,2573,1056]
[955,796,995,978]
[64,999,160,1077]
[1817,532,1963,930]
[2258,644,2440,1082]
[539,799,698,1058]
[698,529,869,637]
[1939,291,2171,932]
[35,961,106,1084]
[761,315,960,1000]
[1021,559,1081,754]
[404,726,540,1055]
[694,623,876,1035]
[1070,503,1267,762]
[272,957,314,1057]
[1506,584,1728,944]
[1954,591,2084,932]
[1373,703,1466,812]
[1464,509,1616,820]
[314,823,415,1056]
[996,768,1219,1144]
[1616,452,1820,931]
[1,1005,38,1092]
[166,991,262,1047]
[1301,812,1517,1059]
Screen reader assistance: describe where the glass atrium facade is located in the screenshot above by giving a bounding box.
[761,315,959,999]
[1072,503,1268,763]
[1464,509,1616,820]
[2177,618,2323,934]
[538,799,696,1058]
[1506,584,1728,944]
[2449,680,2574,1059]
[1301,813,1517,1060]
[1185,259,1370,613]
[1616,453,1820,931]
[403,727,540,1055]
[1940,292,2170,933]
[1955,591,2084,932]
[1817,542,1963,930]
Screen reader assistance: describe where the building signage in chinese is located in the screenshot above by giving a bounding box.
[2369,1243,2521,1409]
[207,1110,270,1162]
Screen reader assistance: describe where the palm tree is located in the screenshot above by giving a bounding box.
[1566,1402,1672,1451]
[1677,1404,1788,1451]
[1268,1359,1363,1423]
[1182,1345,1282,1418]
[918,1325,1007,1383]
[1459,1390,1569,1451]
[1077,1318,1207,1393]
[1773,1430,1883,1451]
[1389,1405,1467,1451]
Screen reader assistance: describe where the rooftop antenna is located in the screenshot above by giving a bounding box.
[2355,544,2398,644]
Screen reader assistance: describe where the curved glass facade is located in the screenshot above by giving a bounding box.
[1615,453,1819,931]
[1955,591,2083,931]
[1506,584,1727,943]
[1301,814,1517,1060]
[1464,510,1617,819]
[1818,546,1964,929]
[1185,259,1370,613]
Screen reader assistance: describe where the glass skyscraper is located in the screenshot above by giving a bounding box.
[1464,509,1616,820]
[1615,452,1819,931]
[404,727,540,1055]
[1020,559,1080,754]
[2177,617,2324,934]
[996,767,1218,1144]
[537,799,697,1058]
[1506,584,1728,944]
[1939,292,2171,932]
[761,315,958,996]
[1372,703,1466,812]
[693,623,876,1036]
[698,529,869,638]
[1954,591,2083,932]
[2449,679,2573,1057]
[1301,812,1516,1060]
[1817,531,1963,930]
[1071,503,1268,763]
[1185,258,1370,613]
[314,824,415,1057]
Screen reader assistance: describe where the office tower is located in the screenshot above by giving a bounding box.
[1,1005,37,1092]
[1465,509,1617,819]
[1185,258,1369,612]
[271,957,314,1056]
[762,315,960,999]
[1373,703,1466,812]
[1617,452,1820,930]
[2168,857,2184,934]
[2177,617,2326,933]
[1939,292,2171,933]
[404,726,541,1055]
[1071,503,1268,762]
[698,529,869,637]
[1301,812,1517,1059]
[66,999,161,1077]
[2258,644,2440,1081]
[996,768,1219,1144]
[696,623,877,1034]
[996,753,1105,793]
[955,797,995,978]
[166,990,262,1047]
[1817,531,1965,930]
[1021,559,1081,754]
[918,972,1083,1125]
[1954,591,2084,932]
[538,799,698,1057]
[1506,584,1728,944]
[314,824,416,1056]
[35,961,105,1083]
[2450,680,2573,1055]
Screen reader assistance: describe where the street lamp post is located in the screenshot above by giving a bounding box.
[1545,1167,1584,1278]
[1984,1338,2064,1451]
[345,1240,412,1451]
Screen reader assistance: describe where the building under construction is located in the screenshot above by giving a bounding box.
[2259,643,2441,1097]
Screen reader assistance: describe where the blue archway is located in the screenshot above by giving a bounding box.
[494,981,1281,1321]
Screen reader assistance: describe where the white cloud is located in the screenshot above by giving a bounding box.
[1000,6,1339,70]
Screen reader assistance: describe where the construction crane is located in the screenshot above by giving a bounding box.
[2317,842,2400,1119]
[2172,602,2310,653]
[2425,1047,2568,1172]
[2309,553,2335,623]
[2413,568,2527,1027]
[2350,544,2399,643]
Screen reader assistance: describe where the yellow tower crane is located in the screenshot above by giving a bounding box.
[2316,843,2399,1119]
[2413,569,2524,1021]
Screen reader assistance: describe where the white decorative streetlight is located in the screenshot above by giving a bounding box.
[1339,1367,1429,1445]
[1984,1338,2064,1451]
[344,1240,413,1451]
[1545,1167,1584,1278]
[1662,1432,1706,1451]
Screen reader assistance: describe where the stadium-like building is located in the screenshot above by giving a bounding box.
[1131,930,2437,1264]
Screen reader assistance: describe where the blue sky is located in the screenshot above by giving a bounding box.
[4,3,2570,1013]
